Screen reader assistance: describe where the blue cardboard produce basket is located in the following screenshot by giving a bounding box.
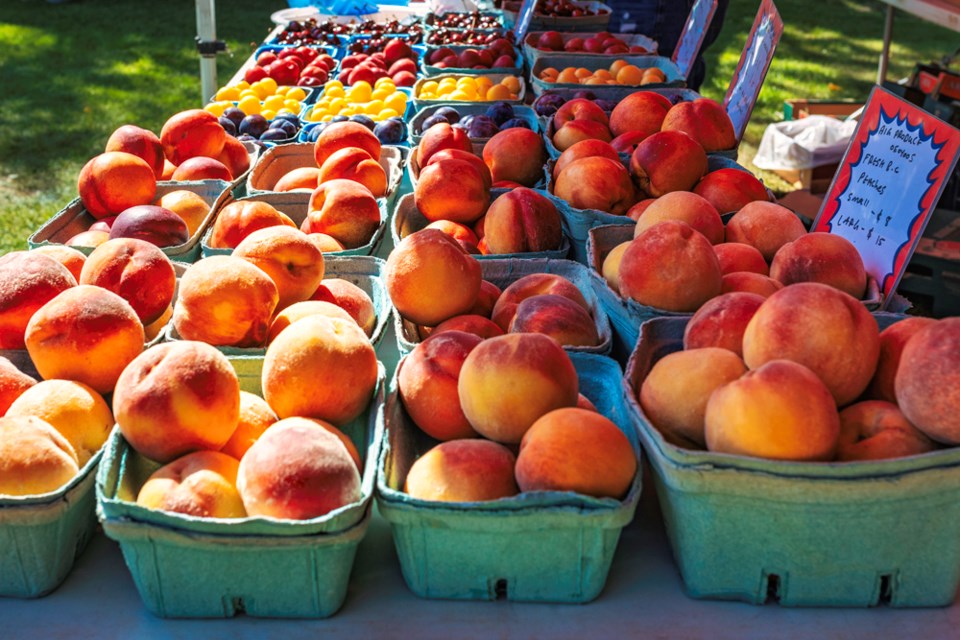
[412,73,526,111]
[420,44,524,77]
[522,30,658,68]
[501,0,612,31]
[623,315,960,607]
[377,352,641,602]
[530,54,684,97]
[408,102,539,152]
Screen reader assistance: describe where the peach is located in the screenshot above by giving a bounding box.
[113,341,240,463]
[385,229,482,326]
[554,98,609,129]
[160,109,227,165]
[633,191,724,245]
[279,417,362,471]
[308,233,346,253]
[314,121,382,168]
[318,147,388,197]
[144,304,172,342]
[626,198,656,221]
[171,157,232,182]
[404,439,518,502]
[0,251,77,349]
[423,148,492,189]
[483,188,563,254]
[237,419,361,519]
[173,256,278,348]
[262,315,378,424]
[720,272,783,298]
[693,168,769,214]
[725,201,806,262]
[661,98,737,152]
[25,285,143,394]
[619,221,722,312]
[31,245,87,282]
[208,200,297,249]
[274,167,321,192]
[630,131,707,197]
[66,229,110,248]
[220,391,279,460]
[483,128,546,187]
[414,158,489,225]
[79,238,176,325]
[770,232,867,299]
[516,407,635,498]
[467,279,501,318]
[311,278,377,337]
[552,119,613,151]
[267,300,354,344]
[868,317,937,402]
[216,135,251,179]
[742,282,880,406]
[303,179,381,249]
[577,394,598,412]
[683,292,765,357]
[109,204,189,248]
[77,151,157,219]
[895,318,960,444]
[509,294,599,347]
[552,139,620,182]
[609,90,671,138]
[161,159,176,180]
[432,314,504,340]
[233,226,325,311]
[0,357,37,415]
[416,123,471,167]
[610,130,649,155]
[157,190,210,237]
[424,220,480,253]
[136,450,246,518]
[0,416,79,496]
[601,241,630,291]
[640,347,747,447]
[705,359,840,461]
[398,330,483,440]
[491,273,590,332]
[554,156,634,215]
[105,125,165,178]
[713,242,769,276]
[458,333,579,444]
[837,400,937,461]
[473,215,486,241]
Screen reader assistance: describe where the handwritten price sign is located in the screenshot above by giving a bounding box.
[813,86,960,306]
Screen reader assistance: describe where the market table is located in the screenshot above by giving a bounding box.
[876,0,960,83]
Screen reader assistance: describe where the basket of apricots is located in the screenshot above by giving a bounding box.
[532,57,680,95]
[302,78,411,125]
[412,73,525,109]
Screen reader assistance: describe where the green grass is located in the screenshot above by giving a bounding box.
[0,0,956,255]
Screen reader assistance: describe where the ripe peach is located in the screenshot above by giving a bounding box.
[868,317,937,402]
[157,190,210,237]
[554,156,634,215]
[220,391,278,460]
[610,130,650,155]
[0,251,77,349]
[554,98,609,129]
[233,226,325,311]
[0,357,37,415]
[432,314,504,340]
[30,246,86,282]
[267,300,354,344]
[720,272,783,298]
[262,315,378,424]
[693,168,768,214]
[640,347,747,447]
[742,282,880,406]
[415,158,489,225]
[237,419,361,519]
[552,119,613,151]
[837,400,937,461]
[483,188,563,254]
[66,230,110,248]
[216,135,251,179]
[399,330,483,441]
[770,232,867,299]
[619,221,722,312]
[424,220,480,253]
[577,393,598,412]
[516,408,636,498]
[314,121,382,168]
[136,450,246,518]
[609,90,671,138]
[114,341,240,463]
[468,280,501,318]
[713,242,769,276]
[274,167,321,192]
[458,333,579,444]
[661,98,737,152]
[25,285,143,394]
[630,131,707,197]
[601,241,630,291]
[207,200,296,249]
[311,278,377,337]
[79,238,176,325]
[895,318,960,444]
[173,256,278,348]
[308,233,346,253]
[385,229,482,327]
[109,204,189,248]
[626,198,656,221]
[144,304,172,343]
[160,109,226,165]
[509,294,599,347]
[404,439,518,502]
[171,157,232,182]
[725,201,806,262]
[0,416,79,496]
[416,122,471,167]
[78,151,157,219]
[633,191,724,245]
[303,179,381,249]
[491,273,590,332]
[483,128,546,187]
[318,147,388,198]
[105,125,165,178]
[552,139,620,182]
[161,159,176,180]
[423,148,492,189]
[705,359,840,461]
[683,292,765,357]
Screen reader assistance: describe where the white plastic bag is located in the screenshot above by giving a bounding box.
[753,115,858,171]
[427,0,479,14]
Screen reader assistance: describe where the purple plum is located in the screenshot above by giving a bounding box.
[485,101,514,125]
[533,93,566,117]
[467,115,500,138]
[434,106,461,124]
[238,114,269,138]
[420,114,449,133]
[374,118,406,144]
[500,118,531,130]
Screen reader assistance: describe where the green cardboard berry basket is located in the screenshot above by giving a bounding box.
[95,366,386,618]
[164,255,393,394]
[200,191,389,259]
[393,257,613,357]
[623,315,960,607]
[376,352,641,602]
